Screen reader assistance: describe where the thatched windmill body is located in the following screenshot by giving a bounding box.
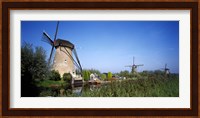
[125,57,144,74]
[42,21,82,84]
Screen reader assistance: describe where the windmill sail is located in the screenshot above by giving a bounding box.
[42,31,53,46]
[48,21,60,65]
[62,47,81,72]
[73,48,82,72]
[53,21,59,41]
[135,64,144,66]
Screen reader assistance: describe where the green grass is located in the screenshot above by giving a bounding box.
[37,74,179,97]
[79,76,179,97]
[37,80,67,88]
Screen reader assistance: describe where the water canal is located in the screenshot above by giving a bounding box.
[39,82,109,97]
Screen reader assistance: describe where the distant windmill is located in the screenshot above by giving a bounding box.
[42,21,82,84]
[125,56,144,74]
[161,64,170,75]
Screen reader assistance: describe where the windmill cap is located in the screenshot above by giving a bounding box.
[55,39,74,49]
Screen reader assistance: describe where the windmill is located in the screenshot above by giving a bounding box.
[161,64,170,75]
[125,56,144,74]
[42,21,83,84]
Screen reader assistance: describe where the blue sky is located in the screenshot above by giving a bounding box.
[21,21,179,73]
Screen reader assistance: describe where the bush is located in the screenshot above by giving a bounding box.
[119,70,129,78]
[82,70,90,81]
[49,70,61,81]
[88,69,101,75]
[63,73,72,83]
[107,72,112,80]
[101,74,106,80]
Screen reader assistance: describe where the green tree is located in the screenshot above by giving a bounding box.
[21,43,34,78]
[49,70,61,81]
[154,70,163,75]
[107,72,112,80]
[21,43,48,97]
[33,47,48,81]
[63,73,72,83]
[100,74,106,80]
[119,70,129,78]
[82,70,90,81]
[88,69,101,75]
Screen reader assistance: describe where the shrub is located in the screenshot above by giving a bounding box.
[63,73,72,83]
[107,72,112,80]
[101,74,107,80]
[82,70,90,81]
[49,70,61,81]
[119,70,129,78]
[88,69,101,75]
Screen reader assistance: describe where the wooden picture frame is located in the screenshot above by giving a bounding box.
[1,1,198,117]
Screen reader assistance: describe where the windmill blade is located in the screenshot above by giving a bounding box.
[62,47,82,72]
[42,31,54,65]
[48,45,55,65]
[53,21,60,41]
[42,31,53,46]
[125,65,132,67]
[136,64,144,66]
[47,21,59,65]
[73,48,83,72]
[165,64,167,69]
[133,56,135,65]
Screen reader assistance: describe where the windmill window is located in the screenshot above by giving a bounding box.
[64,60,67,63]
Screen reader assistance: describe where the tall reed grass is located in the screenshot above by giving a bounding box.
[80,76,179,97]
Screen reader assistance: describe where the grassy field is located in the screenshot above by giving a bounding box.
[36,74,179,97]
[81,77,179,97]
[64,74,179,97]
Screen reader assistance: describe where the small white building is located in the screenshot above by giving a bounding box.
[90,73,99,81]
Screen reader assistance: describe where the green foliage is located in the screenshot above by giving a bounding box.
[49,70,61,81]
[100,74,107,80]
[82,70,91,81]
[21,44,48,81]
[21,43,48,97]
[88,69,101,75]
[107,72,112,80]
[140,71,153,77]
[81,75,179,97]
[21,43,34,78]
[154,70,164,75]
[38,73,179,97]
[63,73,72,83]
[82,69,101,81]
[119,70,129,78]
[33,47,48,80]
[37,79,67,88]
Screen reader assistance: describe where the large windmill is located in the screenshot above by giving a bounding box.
[125,56,144,74]
[161,64,170,75]
[42,21,82,84]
